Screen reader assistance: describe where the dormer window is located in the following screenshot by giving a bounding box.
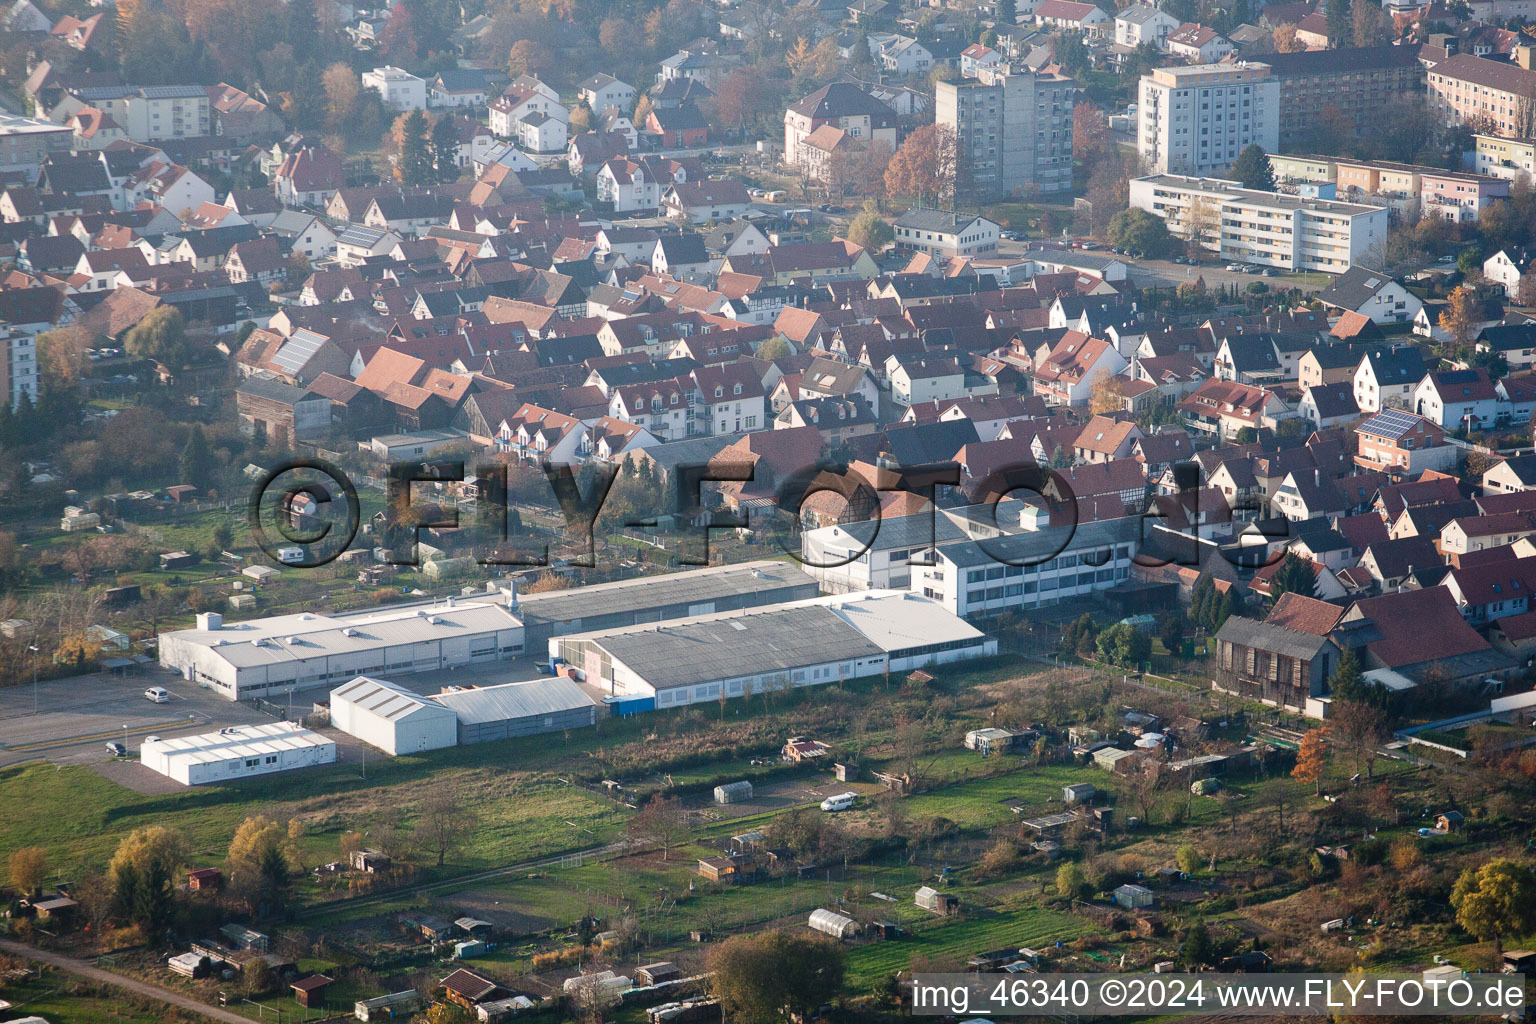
[733,383,742,395]
[714,386,724,398]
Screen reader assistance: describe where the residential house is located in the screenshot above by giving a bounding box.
[1354,408,1456,474]
[1412,369,1499,431]
[1177,378,1286,439]
[1353,346,1429,413]
[1213,616,1339,713]
[1316,266,1423,325]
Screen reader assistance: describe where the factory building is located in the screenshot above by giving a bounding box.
[513,560,819,650]
[140,723,337,786]
[159,562,817,702]
[157,601,525,701]
[329,676,459,755]
[430,676,597,744]
[549,591,995,710]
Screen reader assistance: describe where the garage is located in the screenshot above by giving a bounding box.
[329,676,460,755]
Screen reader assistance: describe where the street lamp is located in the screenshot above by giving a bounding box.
[27,645,39,715]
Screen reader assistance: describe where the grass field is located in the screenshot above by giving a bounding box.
[0,974,194,1024]
[844,902,1097,989]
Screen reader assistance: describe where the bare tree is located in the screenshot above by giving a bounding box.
[415,789,478,867]
[627,794,688,860]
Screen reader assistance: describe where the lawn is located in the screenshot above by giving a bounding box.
[0,754,630,896]
[0,973,196,1024]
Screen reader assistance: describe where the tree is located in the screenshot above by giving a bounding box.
[1268,552,1317,606]
[707,931,846,1024]
[1183,197,1219,254]
[8,847,47,895]
[1272,23,1304,51]
[1450,859,1536,955]
[416,789,477,867]
[1231,144,1277,192]
[431,114,461,182]
[756,336,793,360]
[847,208,894,252]
[396,109,434,186]
[1090,373,1126,415]
[322,62,360,131]
[1074,101,1111,165]
[884,124,959,207]
[1056,861,1089,899]
[180,425,213,489]
[1329,699,1388,778]
[225,815,294,912]
[1182,920,1215,966]
[1439,285,1480,347]
[507,39,553,78]
[36,326,93,387]
[111,826,186,884]
[1105,208,1173,258]
[628,794,688,859]
[1325,0,1351,44]
[1096,622,1151,668]
[1158,612,1185,654]
[1176,845,1202,875]
[1293,728,1327,795]
[123,306,190,367]
[1351,0,1391,46]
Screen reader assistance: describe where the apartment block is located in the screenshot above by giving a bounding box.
[1426,53,1536,137]
[0,115,71,183]
[0,327,38,410]
[1136,63,1278,176]
[122,86,211,142]
[1262,47,1424,150]
[1475,134,1536,181]
[936,67,1075,200]
[1129,174,1388,274]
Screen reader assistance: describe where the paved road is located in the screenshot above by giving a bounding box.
[0,939,252,1024]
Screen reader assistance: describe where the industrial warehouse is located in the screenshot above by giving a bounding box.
[513,559,819,648]
[156,601,524,700]
[328,676,460,756]
[429,676,597,745]
[548,591,996,709]
[158,561,819,701]
[139,723,337,786]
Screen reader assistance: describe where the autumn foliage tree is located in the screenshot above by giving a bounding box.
[1293,729,1327,795]
[707,931,846,1024]
[627,793,688,860]
[884,124,960,207]
[1451,859,1536,954]
[1439,285,1480,347]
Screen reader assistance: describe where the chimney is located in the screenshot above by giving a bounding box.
[1314,468,1320,486]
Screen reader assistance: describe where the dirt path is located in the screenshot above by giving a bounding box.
[0,939,253,1024]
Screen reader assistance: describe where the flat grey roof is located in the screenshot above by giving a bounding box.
[516,559,816,624]
[587,604,884,691]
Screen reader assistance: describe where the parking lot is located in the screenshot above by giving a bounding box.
[0,668,270,770]
[993,238,1333,295]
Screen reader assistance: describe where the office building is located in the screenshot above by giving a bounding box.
[1129,174,1388,274]
[936,67,1075,199]
[1136,63,1278,176]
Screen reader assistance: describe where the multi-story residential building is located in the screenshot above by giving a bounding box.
[784,83,898,173]
[1129,175,1388,274]
[959,44,1006,78]
[1354,408,1456,473]
[122,86,211,142]
[577,74,635,115]
[0,327,38,410]
[1262,47,1424,149]
[362,66,427,110]
[935,68,1075,199]
[1475,134,1536,181]
[1115,4,1180,49]
[0,115,72,184]
[1165,24,1234,63]
[1136,63,1278,176]
[1426,53,1536,137]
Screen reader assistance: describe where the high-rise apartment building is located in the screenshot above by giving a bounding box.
[935,67,1075,200]
[1137,63,1278,176]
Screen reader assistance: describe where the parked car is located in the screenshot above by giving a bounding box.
[1226,263,1245,272]
[1261,268,1278,277]
[145,686,170,703]
[105,742,126,757]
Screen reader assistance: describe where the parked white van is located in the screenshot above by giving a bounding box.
[820,792,857,812]
[144,686,170,703]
